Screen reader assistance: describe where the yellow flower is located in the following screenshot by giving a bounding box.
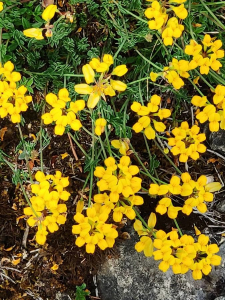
[95,118,107,135]
[74,56,127,109]
[111,139,129,155]
[150,72,159,82]
[23,28,44,40]
[191,95,207,107]
[185,40,202,56]
[0,2,3,12]
[173,4,188,20]
[42,4,57,22]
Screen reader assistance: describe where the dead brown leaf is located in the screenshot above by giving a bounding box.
[0,127,7,141]
[42,0,54,8]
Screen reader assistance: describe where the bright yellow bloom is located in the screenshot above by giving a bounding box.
[42,4,57,22]
[23,28,44,40]
[0,2,3,11]
[111,139,129,155]
[131,95,171,140]
[74,56,127,109]
[168,122,206,162]
[173,4,188,20]
[95,118,107,135]
[24,171,69,245]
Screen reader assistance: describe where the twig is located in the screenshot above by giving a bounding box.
[207,149,225,161]
[67,133,82,172]
[22,223,29,248]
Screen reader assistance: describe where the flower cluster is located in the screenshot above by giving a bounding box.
[185,35,224,75]
[134,212,221,279]
[151,58,190,90]
[42,88,85,135]
[150,35,224,89]
[168,121,206,162]
[153,231,221,279]
[72,203,118,254]
[192,85,225,132]
[145,1,187,46]
[93,156,143,222]
[131,95,171,140]
[24,171,70,245]
[149,172,221,217]
[74,55,127,109]
[0,61,32,123]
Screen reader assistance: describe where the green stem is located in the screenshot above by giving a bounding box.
[188,0,195,40]
[127,77,150,86]
[129,143,157,183]
[99,136,107,159]
[188,78,205,97]
[132,207,156,238]
[174,218,183,236]
[39,104,46,173]
[194,70,215,90]
[135,49,163,71]
[209,69,225,86]
[154,140,182,175]
[140,170,166,184]
[88,167,94,207]
[114,38,127,60]
[17,123,33,183]
[82,126,99,140]
[68,132,90,159]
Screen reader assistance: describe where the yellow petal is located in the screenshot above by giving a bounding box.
[87,93,100,108]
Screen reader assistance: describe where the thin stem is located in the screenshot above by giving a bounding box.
[100,107,112,156]
[130,143,157,183]
[194,69,215,90]
[68,132,90,159]
[88,168,93,207]
[135,49,163,71]
[188,0,195,40]
[132,207,156,238]
[174,218,183,236]
[114,38,127,60]
[82,126,99,140]
[99,136,107,159]
[127,77,150,86]
[17,123,33,183]
[154,140,182,175]
[209,69,225,86]
[140,170,166,184]
[39,104,46,173]
[188,78,205,97]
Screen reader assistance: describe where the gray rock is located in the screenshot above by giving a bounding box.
[97,228,225,300]
[214,297,225,300]
[209,130,225,155]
